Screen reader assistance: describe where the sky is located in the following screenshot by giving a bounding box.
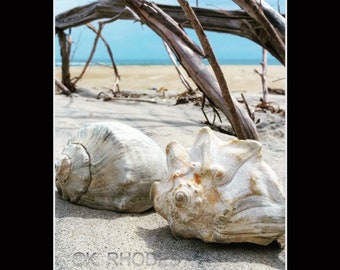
[54,0,286,64]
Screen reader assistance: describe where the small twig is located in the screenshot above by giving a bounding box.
[97,91,157,103]
[88,7,140,94]
[212,105,222,124]
[178,0,247,139]
[163,41,195,94]
[201,94,222,126]
[272,77,285,82]
[254,48,268,103]
[90,22,121,93]
[201,95,210,124]
[97,91,112,100]
[268,87,285,95]
[106,98,158,104]
[71,23,102,85]
[72,7,137,92]
[241,93,255,122]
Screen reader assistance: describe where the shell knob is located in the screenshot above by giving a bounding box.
[174,190,189,208]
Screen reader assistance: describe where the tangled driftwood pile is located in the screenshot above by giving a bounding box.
[55,0,285,141]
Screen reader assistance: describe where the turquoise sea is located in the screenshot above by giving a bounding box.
[55,57,282,67]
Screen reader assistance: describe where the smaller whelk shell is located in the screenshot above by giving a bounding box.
[151,126,285,246]
[55,121,167,213]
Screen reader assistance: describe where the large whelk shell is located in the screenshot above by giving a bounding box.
[55,121,167,213]
[151,127,285,246]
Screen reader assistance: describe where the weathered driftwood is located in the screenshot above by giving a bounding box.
[56,29,76,93]
[233,0,285,65]
[268,87,285,95]
[163,41,195,94]
[121,0,258,140]
[55,0,285,64]
[177,0,252,139]
[55,0,286,139]
[55,78,72,96]
[72,22,120,93]
[252,0,285,37]
[70,23,102,86]
[254,48,269,104]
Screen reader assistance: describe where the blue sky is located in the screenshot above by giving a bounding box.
[54,0,286,64]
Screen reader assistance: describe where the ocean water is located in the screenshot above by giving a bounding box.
[55,57,282,67]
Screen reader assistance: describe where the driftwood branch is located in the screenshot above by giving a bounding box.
[97,92,158,103]
[55,0,285,65]
[56,29,77,92]
[241,93,255,122]
[163,41,195,94]
[54,0,285,140]
[55,78,72,96]
[58,7,135,93]
[71,22,103,85]
[85,21,121,93]
[86,6,139,93]
[233,0,285,64]
[121,0,258,140]
[177,0,255,140]
[254,48,268,103]
[256,0,285,38]
[71,6,127,87]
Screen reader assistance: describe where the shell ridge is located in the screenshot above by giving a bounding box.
[70,142,93,201]
[189,127,219,172]
[166,141,192,174]
[211,141,262,187]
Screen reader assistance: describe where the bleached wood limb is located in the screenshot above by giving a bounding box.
[177,0,252,140]
[163,41,195,94]
[55,0,285,65]
[254,48,268,103]
[55,78,72,96]
[122,0,259,140]
[233,0,285,64]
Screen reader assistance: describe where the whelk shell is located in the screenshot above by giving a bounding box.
[55,121,167,213]
[151,126,285,246]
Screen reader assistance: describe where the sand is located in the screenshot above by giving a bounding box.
[55,65,286,94]
[54,65,286,269]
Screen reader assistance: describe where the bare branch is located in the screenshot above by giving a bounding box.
[71,22,103,85]
[177,0,252,140]
[55,78,72,96]
[121,0,259,140]
[55,0,285,65]
[163,41,195,94]
[233,0,285,64]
